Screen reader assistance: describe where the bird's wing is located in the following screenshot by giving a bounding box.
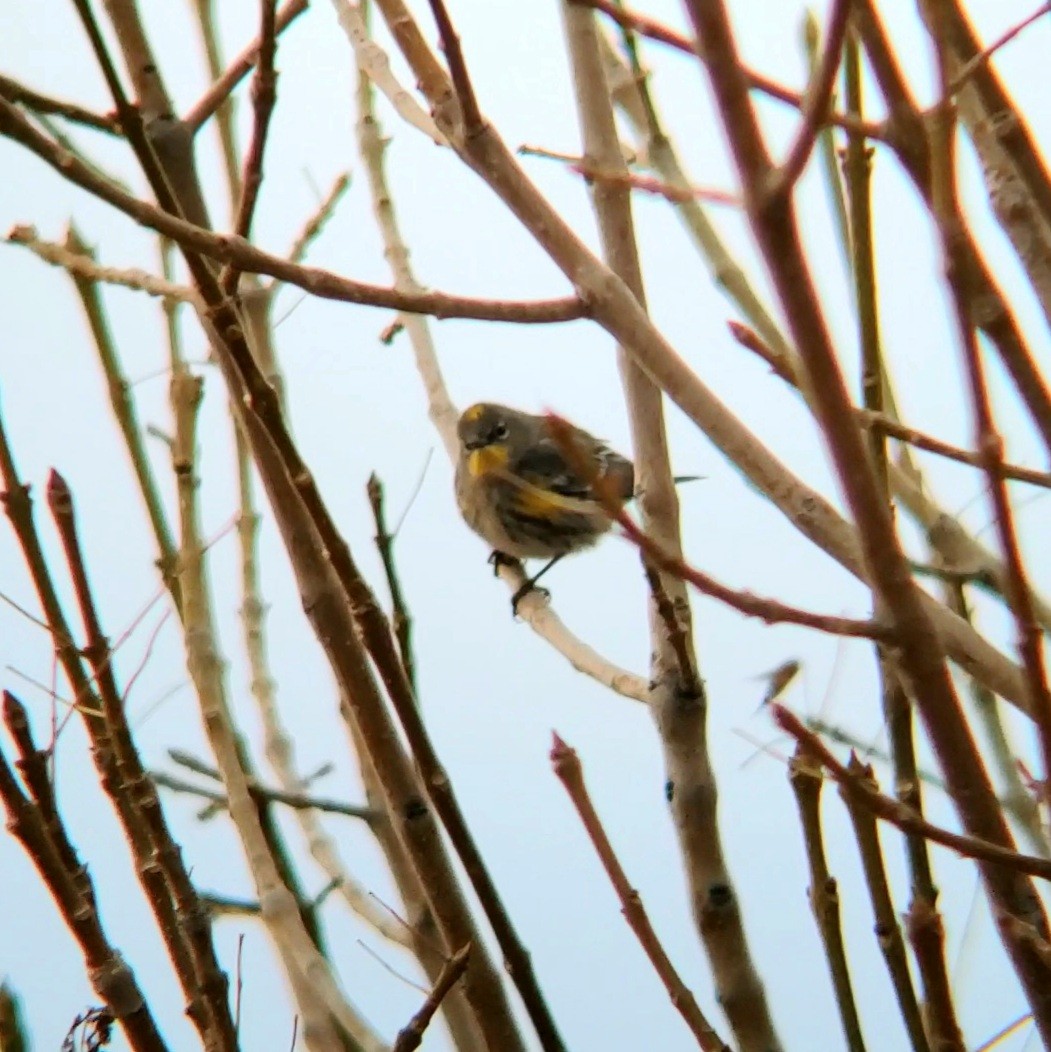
[513,441,592,500]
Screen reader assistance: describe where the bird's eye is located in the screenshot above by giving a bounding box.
[492,423,509,442]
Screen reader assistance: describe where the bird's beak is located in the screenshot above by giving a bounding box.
[467,445,509,478]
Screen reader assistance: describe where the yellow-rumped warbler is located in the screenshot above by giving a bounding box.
[455,402,634,604]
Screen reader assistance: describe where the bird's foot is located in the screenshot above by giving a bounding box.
[489,551,551,615]
[510,578,550,617]
[488,550,518,576]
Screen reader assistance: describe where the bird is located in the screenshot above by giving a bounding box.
[454,402,635,609]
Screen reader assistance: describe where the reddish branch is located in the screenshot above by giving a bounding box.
[220,0,279,294]
[685,0,1051,1033]
[771,0,852,199]
[0,73,118,133]
[773,707,1051,881]
[946,1,1051,95]
[729,319,1051,489]
[0,94,583,323]
[45,471,237,1049]
[184,0,308,131]
[392,945,471,1052]
[568,0,885,138]
[0,693,168,1052]
[551,734,731,1051]
[854,0,1051,458]
[425,0,483,134]
[926,31,1051,802]
[547,413,893,641]
[519,144,738,204]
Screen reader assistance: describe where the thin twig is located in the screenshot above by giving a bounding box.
[184,0,308,131]
[946,2,1051,96]
[858,408,1051,488]
[788,745,867,1051]
[728,316,1051,629]
[838,756,931,1052]
[927,21,1051,810]
[286,172,351,266]
[0,697,168,1052]
[548,414,893,641]
[151,768,377,820]
[770,0,852,200]
[773,707,1051,880]
[8,225,198,305]
[425,0,483,135]
[367,474,417,694]
[0,105,583,322]
[804,12,852,274]
[392,945,472,1052]
[972,1012,1034,1052]
[46,470,238,1049]
[551,734,730,1051]
[220,0,279,295]
[519,144,738,205]
[571,0,884,137]
[0,73,118,133]
[61,223,183,606]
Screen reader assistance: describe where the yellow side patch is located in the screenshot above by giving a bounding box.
[468,445,509,478]
[513,482,593,516]
[514,485,572,515]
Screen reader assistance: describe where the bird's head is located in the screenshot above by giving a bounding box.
[458,403,524,477]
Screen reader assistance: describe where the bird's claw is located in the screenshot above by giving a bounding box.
[488,551,551,615]
[511,580,550,617]
[488,550,517,576]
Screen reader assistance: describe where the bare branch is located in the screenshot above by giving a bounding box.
[926,22,1051,805]
[788,746,867,1050]
[519,144,738,205]
[548,413,893,641]
[569,0,884,138]
[773,707,1051,881]
[7,225,198,305]
[0,73,118,133]
[329,0,444,144]
[220,0,279,295]
[286,173,351,267]
[769,0,852,200]
[551,734,731,1052]
[392,945,471,1052]
[0,104,584,322]
[184,0,308,131]
[151,768,377,821]
[946,2,1051,97]
[858,408,1051,489]
[425,0,483,135]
